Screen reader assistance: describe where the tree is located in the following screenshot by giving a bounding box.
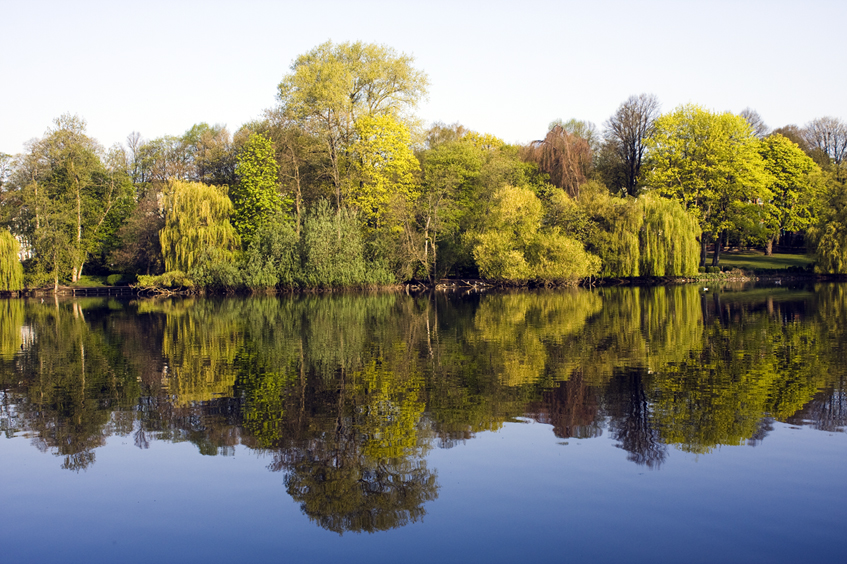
[300,200,393,288]
[740,107,769,139]
[0,229,24,291]
[644,105,770,266]
[472,185,600,284]
[417,135,483,282]
[231,133,282,246]
[8,115,133,286]
[349,114,420,231]
[108,189,165,275]
[637,193,702,276]
[808,182,847,273]
[771,125,810,153]
[603,94,661,196]
[522,124,592,198]
[758,134,822,255]
[159,180,240,273]
[548,118,600,151]
[277,41,428,209]
[260,109,329,236]
[804,117,847,167]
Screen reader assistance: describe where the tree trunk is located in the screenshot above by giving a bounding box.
[711,231,723,266]
[765,236,774,256]
[700,237,707,267]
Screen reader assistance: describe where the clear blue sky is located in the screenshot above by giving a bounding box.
[1,0,844,155]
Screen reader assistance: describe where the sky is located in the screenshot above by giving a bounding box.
[1,0,845,155]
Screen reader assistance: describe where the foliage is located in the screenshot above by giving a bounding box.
[522,124,592,198]
[300,200,394,287]
[109,189,165,276]
[349,114,420,231]
[136,270,195,288]
[644,105,770,265]
[577,185,643,277]
[561,184,700,277]
[159,180,241,273]
[240,215,301,289]
[231,133,282,246]
[8,114,134,285]
[0,229,24,291]
[756,134,823,253]
[637,193,701,276]
[472,185,600,283]
[277,40,428,208]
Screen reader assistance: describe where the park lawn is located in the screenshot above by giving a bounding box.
[70,275,108,287]
[710,250,813,272]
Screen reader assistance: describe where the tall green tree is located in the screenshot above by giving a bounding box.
[277,41,428,209]
[349,114,420,231]
[231,133,282,246]
[644,105,770,265]
[8,115,133,286]
[416,135,483,281]
[758,134,822,255]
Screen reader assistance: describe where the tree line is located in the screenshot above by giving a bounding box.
[1,40,846,292]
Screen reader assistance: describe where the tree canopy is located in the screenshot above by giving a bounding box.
[644,105,770,265]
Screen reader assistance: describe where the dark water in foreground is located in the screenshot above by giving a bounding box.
[1,284,846,563]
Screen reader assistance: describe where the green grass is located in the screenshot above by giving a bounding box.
[70,275,108,287]
[708,250,813,272]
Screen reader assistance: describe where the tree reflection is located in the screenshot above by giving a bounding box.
[528,370,603,440]
[2,299,140,470]
[605,368,667,468]
[2,285,847,532]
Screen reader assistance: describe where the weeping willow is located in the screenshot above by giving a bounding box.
[638,194,701,277]
[577,187,699,278]
[808,220,847,274]
[159,180,241,273]
[578,187,642,277]
[0,229,24,292]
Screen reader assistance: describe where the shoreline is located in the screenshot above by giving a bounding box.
[3,270,846,299]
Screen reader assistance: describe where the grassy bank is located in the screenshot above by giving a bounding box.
[708,250,813,273]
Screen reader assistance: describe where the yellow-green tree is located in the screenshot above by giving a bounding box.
[758,134,822,255]
[637,193,701,277]
[277,41,428,209]
[644,105,770,265]
[231,133,282,246]
[0,229,24,291]
[159,180,241,273]
[472,185,600,284]
[349,114,420,231]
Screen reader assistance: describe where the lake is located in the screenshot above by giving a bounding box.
[1,284,845,563]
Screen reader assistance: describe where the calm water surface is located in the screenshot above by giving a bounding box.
[1,284,845,563]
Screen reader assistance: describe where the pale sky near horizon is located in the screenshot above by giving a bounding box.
[1,0,844,156]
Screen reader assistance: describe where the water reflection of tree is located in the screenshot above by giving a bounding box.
[650,295,833,453]
[5,286,847,487]
[604,368,667,468]
[2,299,141,470]
[255,360,438,534]
[527,370,603,440]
